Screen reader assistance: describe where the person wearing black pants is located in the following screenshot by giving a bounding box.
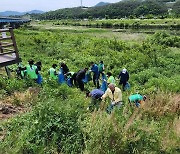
[76,68,88,91]
[90,62,100,89]
[118,68,129,91]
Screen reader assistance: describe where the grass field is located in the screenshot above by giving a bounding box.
[0,21,180,153]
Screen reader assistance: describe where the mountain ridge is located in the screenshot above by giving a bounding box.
[94,2,111,7]
[0,10,44,17]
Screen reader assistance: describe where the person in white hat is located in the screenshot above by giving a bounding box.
[118,68,129,91]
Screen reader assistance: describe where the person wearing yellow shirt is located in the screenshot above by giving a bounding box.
[101,83,123,114]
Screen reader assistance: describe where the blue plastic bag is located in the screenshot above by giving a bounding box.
[82,74,89,83]
[100,80,108,92]
[58,73,65,84]
[37,74,43,84]
[102,74,107,81]
[124,82,130,90]
[67,78,72,87]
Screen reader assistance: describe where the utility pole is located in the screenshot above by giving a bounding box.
[81,0,82,8]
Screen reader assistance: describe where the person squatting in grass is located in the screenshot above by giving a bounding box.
[16,63,27,79]
[49,64,58,80]
[60,62,69,75]
[86,89,104,112]
[101,83,123,114]
[65,72,77,87]
[107,72,115,85]
[128,94,147,107]
[26,59,38,80]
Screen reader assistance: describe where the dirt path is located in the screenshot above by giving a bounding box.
[0,87,40,121]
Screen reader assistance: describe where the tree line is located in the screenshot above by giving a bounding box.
[32,0,180,20]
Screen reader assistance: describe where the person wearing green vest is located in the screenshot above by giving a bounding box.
[26,60,38,80]
[107,72,115,85]
[49,64,58,80]
[98,61,105,78]
[128,94,147,107]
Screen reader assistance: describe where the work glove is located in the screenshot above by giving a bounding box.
[111,101,116,105]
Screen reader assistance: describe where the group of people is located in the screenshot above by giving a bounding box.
[16,59,146,113]
[86,84,146,113]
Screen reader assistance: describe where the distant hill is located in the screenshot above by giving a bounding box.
[0,11,23,16]
[33,0,180,20]
[0,10,44,17]
[94,2,110,7]
[26,10,44,14]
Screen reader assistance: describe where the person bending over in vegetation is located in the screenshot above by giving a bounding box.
[101,83,123,114]
[60,62,69,75]
[35,61,42,72]
[107,72,115,85]
[16,63,27,79]
[26,60,38,80]
[118,68,129,91]
[98,61,105,78]
[86,89,104,112]
[66,72,77,86]
[128,94,147,107]
[49,64,58,80]
[76,68,88,91]
[90,62,100,88]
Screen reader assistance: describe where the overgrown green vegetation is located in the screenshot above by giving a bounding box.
[0,24,180,153]
[50,18,180,30]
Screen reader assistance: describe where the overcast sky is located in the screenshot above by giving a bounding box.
[0,0,121,12]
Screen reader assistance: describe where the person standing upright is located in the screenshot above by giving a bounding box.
[98,61,105,78]
[118,68,129,91]
[90,62,100,88]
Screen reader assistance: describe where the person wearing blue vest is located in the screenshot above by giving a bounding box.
[86,89,104,112]
[90,62,100,89]
[128,94,147,107]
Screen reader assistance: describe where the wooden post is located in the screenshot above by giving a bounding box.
[5,66,11,78]
[9,28,20,59]
[0,42,3,53]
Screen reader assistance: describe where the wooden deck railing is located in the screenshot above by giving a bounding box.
[0,28,21,67]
